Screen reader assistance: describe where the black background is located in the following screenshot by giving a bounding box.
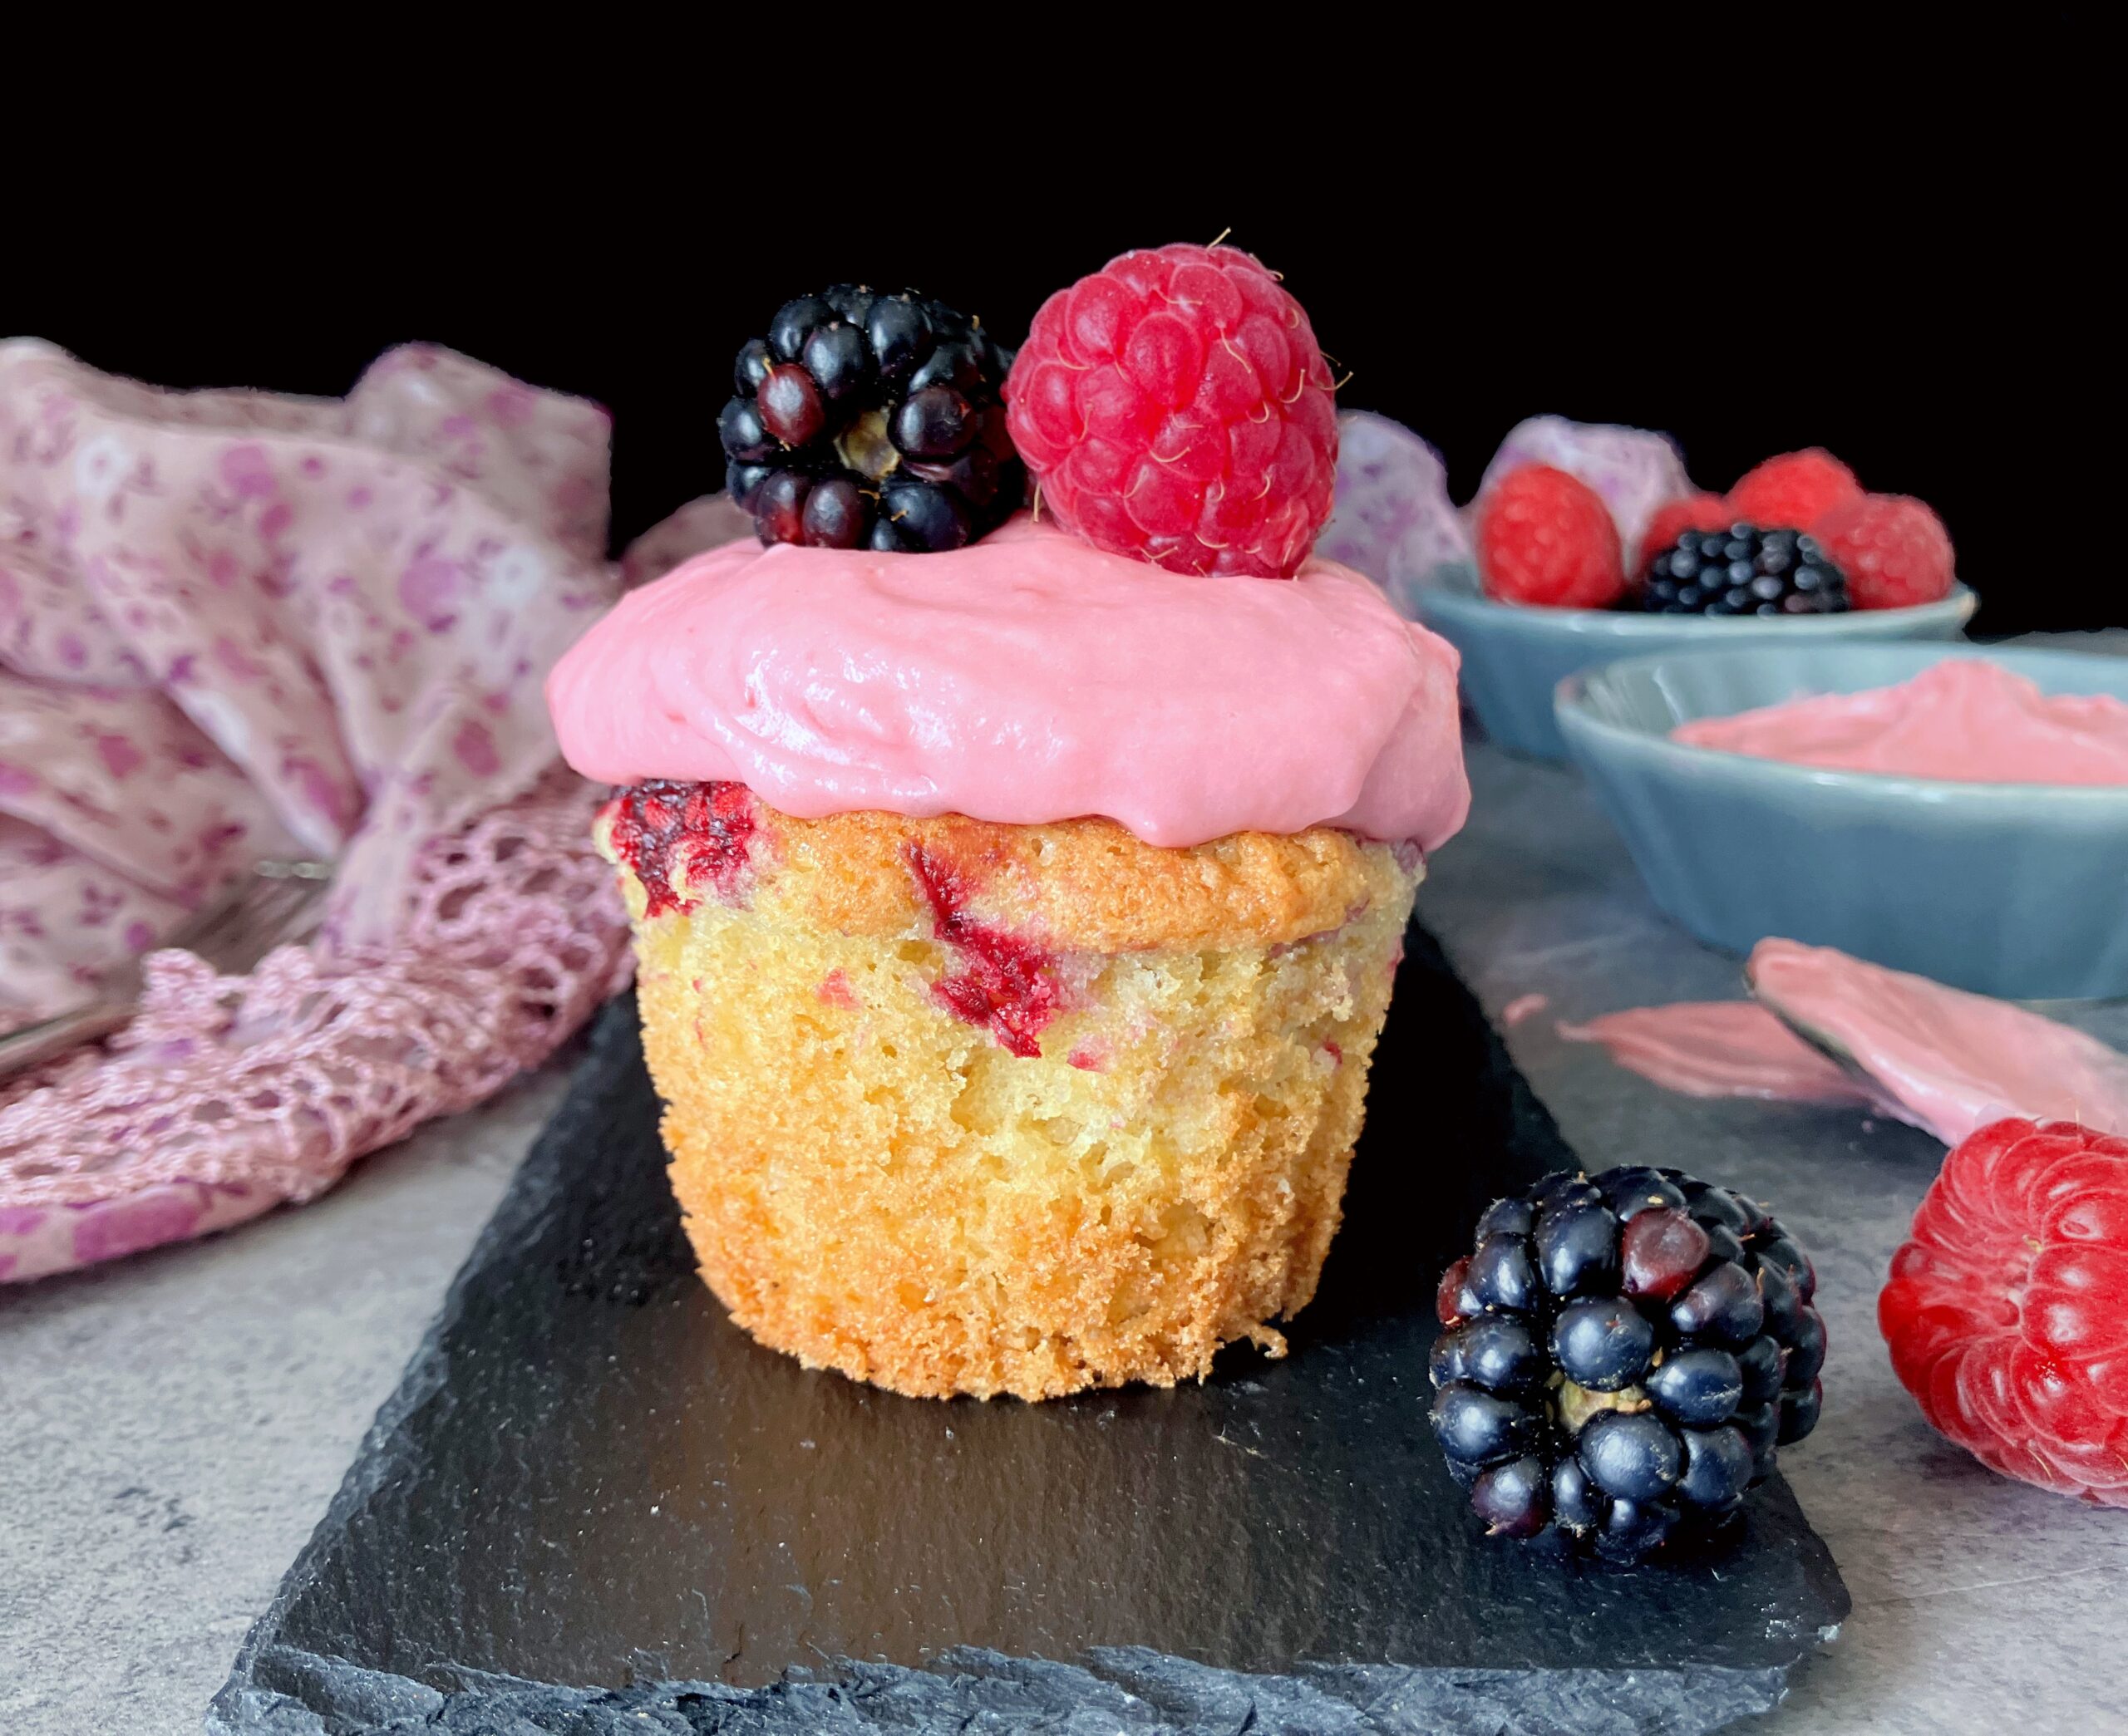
[9,45,2109,637]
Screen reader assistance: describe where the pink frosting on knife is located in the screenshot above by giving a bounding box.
[1557,940,2128,1148]
[547,514,1471,852]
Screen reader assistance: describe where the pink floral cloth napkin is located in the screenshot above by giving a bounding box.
[0,341,744,1282]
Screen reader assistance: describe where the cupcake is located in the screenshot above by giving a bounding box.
[548,249,1470,1399]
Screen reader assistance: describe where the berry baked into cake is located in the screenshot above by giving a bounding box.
[548,246,1470,1399]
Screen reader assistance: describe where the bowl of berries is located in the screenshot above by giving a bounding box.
[1410,445,1977,760]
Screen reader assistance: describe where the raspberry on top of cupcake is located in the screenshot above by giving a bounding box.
[562,241,1469,870]
[548,244,1470,1401]
[1004,241,1339,578]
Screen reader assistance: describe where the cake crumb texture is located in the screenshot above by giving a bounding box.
[609,797,1420,1400]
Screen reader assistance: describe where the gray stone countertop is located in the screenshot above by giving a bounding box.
[3,628,2124,1735]
[0,1070,573,1736]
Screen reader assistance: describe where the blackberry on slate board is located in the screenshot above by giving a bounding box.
[720,284,1025,553]
[1639,525,1850,616]
[1429,1165,1825,1561]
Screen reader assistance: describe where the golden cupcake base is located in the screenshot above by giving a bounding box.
[604,793,1420,1400]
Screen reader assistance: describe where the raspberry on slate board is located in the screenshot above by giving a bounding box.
[1638,524,1851,616]
[720,285,1025,553]
[1431,1165,1825,1561]
[1879,1117,2128,1508]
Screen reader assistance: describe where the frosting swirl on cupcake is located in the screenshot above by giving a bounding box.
[548,514,1470,853]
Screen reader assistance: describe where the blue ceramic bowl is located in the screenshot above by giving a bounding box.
[1410,563,1978,760]
[1555,643,2128,1000]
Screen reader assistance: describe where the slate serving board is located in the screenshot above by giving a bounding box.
[210,929,1848,1736]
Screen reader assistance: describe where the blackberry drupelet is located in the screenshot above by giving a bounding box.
[719,285,1025,553]
[1639,524,1850,616]
[1429,1165,1825,1562]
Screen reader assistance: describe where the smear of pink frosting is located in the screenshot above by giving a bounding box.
[1558,939,2128,1148]
[1673,659,2128,785]
[547,514,1471,853]
[1746,939,2128,1144]
[1559,1002,1905,1117]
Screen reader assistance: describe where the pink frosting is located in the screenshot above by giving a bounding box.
[1673,659,2128,785]
[1746,939,2128,1145]
[547,515,1470,853]
[1557,939,2128,1149]
[1558,1001,1904,1118]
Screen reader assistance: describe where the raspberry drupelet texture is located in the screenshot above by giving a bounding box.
[1003,243,1339,578]
[1725,448,1864,531]
[1879,1117,2128,1507]
[1810,493,1957,610]
[1635,494,1733,575]
[1474,465,1627,608]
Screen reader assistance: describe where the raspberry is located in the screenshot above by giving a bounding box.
[1474,465,1625,609]
[1725,449,1863,530]
[1635,494,1731,575]
[1810,493,1957,610]
[1879,1118,2128,1508]
[1003,243,1338,578]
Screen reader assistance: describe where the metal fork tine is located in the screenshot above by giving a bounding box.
[156,883,249,957]
[182,872,328,976]
[252,875,329,951]
[0,858,335,1083]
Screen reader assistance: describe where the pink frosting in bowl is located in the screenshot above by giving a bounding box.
[1672,659,2128,786]
[547,514,1471,853]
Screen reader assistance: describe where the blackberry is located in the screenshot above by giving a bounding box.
[1429,1165,1824,1562]
[1638,524,1850,617]
[718,284,1024,553]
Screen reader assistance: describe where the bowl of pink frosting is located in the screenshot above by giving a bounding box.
[1554,646,2128,998]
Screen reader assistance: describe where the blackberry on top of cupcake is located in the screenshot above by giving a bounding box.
[719,284,1024,553]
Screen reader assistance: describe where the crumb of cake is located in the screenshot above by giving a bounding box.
[601,791,1421,1400]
